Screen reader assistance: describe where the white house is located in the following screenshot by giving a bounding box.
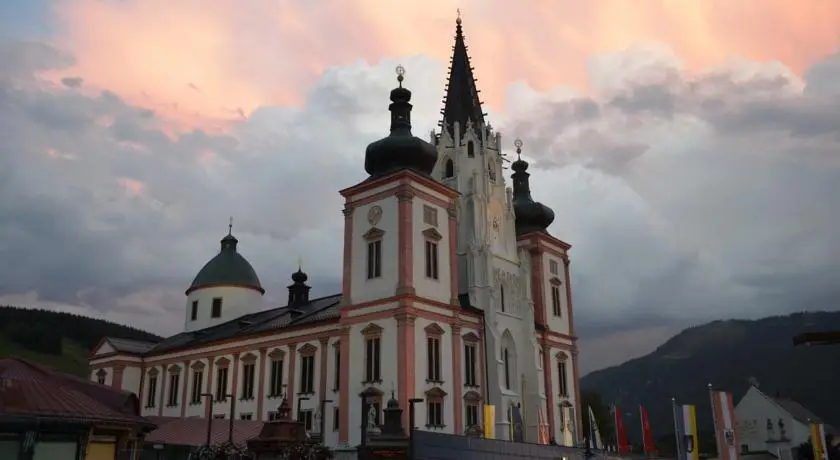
[735,385,825,460]
[87,14,582,449]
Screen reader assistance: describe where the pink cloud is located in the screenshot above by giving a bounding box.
[49,0,840,131]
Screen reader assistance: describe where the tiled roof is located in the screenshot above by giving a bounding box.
[146,294,342,355]
[107,337,158,354]
[0,358,153,427]
[770,396,822,424]
[145,416,264,447]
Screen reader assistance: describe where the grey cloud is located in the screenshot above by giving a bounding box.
[2,39,840,370]
[60,76,83,88]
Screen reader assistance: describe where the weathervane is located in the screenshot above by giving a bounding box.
[395,65,405,88]
[514,138,523,159]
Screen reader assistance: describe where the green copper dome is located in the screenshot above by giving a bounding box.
[185,233,264,295]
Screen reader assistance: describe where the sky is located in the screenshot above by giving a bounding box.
[1,0,840,375]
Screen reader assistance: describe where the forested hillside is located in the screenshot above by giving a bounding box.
[0,306,161,376]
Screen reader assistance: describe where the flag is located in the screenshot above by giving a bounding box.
[640,404,656,454]
[811,423,829,460]
[538,409,550,445]
[588,406,603,450]
[673,402,700,460]
[709,388,740,460]
[483,404,496,439]
[510,405,525,442]
[613,406,630,454]
[561,406,575,447]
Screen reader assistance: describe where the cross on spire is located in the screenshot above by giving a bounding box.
[228,216,233,235]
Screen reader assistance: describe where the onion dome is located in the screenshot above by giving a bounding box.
[510,139,555,236]
[287,262,311,306]
[185,220,264,295]
[364,65,438,178]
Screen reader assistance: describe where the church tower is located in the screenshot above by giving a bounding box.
[337,67,463,445]
[431,14,581,444]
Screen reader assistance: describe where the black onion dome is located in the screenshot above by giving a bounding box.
[187,232,264,295]
[291,267,308,284]
[510,141,555,236]
[364,67,438,178]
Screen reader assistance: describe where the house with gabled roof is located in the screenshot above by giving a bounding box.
[735,384,828,460]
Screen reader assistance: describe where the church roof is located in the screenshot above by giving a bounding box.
[186,232,264,295]
[105,337,158,354]
[440,14,486,137]
[147,293,342,355]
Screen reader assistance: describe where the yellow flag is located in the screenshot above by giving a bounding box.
[811,423,828,460]
[483,404,496,439]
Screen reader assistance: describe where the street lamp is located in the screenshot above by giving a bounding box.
[319,399,333,443]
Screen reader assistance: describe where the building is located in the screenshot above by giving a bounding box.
[735,385,827,460]
[0,357,154,460]
[88,15,582,448]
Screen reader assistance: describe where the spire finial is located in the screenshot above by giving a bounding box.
[395,65,405,88]
[514,138,523,159]
[456,8,462,25]
[228,216,233,235]
[297,256,304,270]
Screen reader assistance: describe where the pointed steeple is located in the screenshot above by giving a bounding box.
[440,11,486,137]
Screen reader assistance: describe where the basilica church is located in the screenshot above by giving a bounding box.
[88,16,582,448]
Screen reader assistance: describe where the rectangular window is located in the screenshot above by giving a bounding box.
[300,409,314,431]
[423,205,438,227]
[145,376,158,408]
[299,356,315,394]
[167,372,180,406]
[551,285,562,317]
[549,259,559,275]
[365,337,381,383]
[427,337,442,382]
[333,346,341,390]
[466,403,480,427]
[269,359,284,397]
[424,241,439,279]
[464,344,477,387]
[427,401,443,427]
[333,407,340,431]
[268,411,280,421]
[241,363,255,400]
[215,367,229,401]
[211,298,223,318]
[97,373,106,385]
[366,240,382,279]
[240,413,253,420]
[741,445,749,454]
[558,362,568,396]
[190,371,203,404]
[190,300,198,320]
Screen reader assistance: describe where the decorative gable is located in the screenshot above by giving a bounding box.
[363,227,385,241]
[191,361,206,370]
[167,364,182,373]
[241,352,257,363]
[268,348,286,359]
[555,351,568,361]
[424,323,445,336]
[422,227,443,242]
[298,343,318,356]
[425,387,448,398]
[462,332,480,343]
[215,357,231,367]
[549,277,562,286]
[361,323,384,337]
[92,339,116,356]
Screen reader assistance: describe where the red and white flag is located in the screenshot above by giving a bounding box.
[709,388,740,460]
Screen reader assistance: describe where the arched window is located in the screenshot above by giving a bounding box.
[503,348,511,390]
[444,159,454,178]
[467,141,475,158]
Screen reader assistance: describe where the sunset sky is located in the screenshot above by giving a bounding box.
[2,0,840,373]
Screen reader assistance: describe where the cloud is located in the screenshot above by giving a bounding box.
[3,1,840,369]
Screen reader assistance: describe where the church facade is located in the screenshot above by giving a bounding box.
[88,16,582,448]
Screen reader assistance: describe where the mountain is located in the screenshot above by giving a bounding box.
[581,311,840,445]
[0,306,162,376]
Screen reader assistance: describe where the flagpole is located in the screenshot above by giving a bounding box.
[638,405,644,455]
[672,397,682,460]
[708,383,719,459]
[612,404,619,453]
